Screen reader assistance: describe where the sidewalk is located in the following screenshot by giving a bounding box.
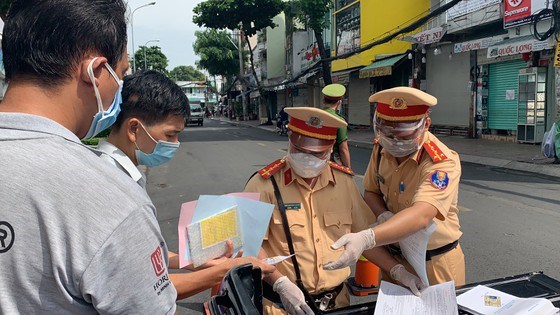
[212,117,560,179]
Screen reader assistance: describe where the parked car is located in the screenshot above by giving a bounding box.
[186,103,204,126]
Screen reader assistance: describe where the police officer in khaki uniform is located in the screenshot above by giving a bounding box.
[324,87,465,287]
[246,107,425,315]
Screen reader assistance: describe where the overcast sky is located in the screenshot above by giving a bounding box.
[127,0,204,71]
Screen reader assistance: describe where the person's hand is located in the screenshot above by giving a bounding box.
[376,211,393,225]
[323,229,376,270]
[273,276,313,315]
[227,257,275,277]
[188,240,240,270]
[390,264,426,296]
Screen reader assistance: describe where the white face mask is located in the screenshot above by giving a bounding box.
[379,134,421,157]
[287,151,328,178]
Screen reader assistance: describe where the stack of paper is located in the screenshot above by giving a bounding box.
[187,206,243,267]
[177,193,274,268]
[456,285,559,315]
[373,280,458,315]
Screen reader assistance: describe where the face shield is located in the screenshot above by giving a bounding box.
[288,132,334,160]
[373,113,427,157]
[286,132,334,178]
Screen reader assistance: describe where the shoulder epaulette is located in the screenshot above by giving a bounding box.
[423,140,448,163]
[328,161,354,176]
[258,159,286,179]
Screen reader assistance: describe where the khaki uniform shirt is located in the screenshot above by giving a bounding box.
[363,132,462,249]
[245,161,375,294]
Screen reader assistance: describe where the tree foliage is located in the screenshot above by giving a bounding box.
[193,29,242,77]
[192,0,285,37]
[291,0,332,31]
[133,46,168,73]
[193,0,284,122]
[169,65,206,81]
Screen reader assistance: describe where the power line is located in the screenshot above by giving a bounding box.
[250,0,462,91]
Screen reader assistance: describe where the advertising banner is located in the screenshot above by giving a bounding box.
[486,37,553,58]
[504,0,552,28]
[453,36,505,54]
[335,2,360,56]
[411,26,446,45]
[300,43,321,71]
[447,0,500,20]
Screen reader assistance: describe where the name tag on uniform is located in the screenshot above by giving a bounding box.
[284,203,301,211]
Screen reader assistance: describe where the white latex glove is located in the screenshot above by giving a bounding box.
[376,211,393,225]
[323,229,376,270]
[273,276,313,315]
[390,264,427,296]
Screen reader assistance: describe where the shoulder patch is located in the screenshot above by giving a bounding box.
[423,140,448,163]
[258,159,286,179]
[328,161,354,176]
[430,170,449,190]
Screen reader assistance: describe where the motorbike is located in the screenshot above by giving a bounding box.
[206,266,560,315]
[276,115,288,136]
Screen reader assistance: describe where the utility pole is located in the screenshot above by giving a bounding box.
[238,29,247,120]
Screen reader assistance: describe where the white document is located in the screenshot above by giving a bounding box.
[399,221,437,286]
[373,280,458,315]
[263,254,294,265]
[376,212,436,286]
[456,285,559,315]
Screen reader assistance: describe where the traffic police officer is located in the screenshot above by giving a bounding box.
[322,84,351,168]
[324,87,465,287]
[246,107,425,314]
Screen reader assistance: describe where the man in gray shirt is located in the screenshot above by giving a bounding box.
[0,0,177,313]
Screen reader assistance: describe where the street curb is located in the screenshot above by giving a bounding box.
[347,139,560,180]
[213,118,560,180]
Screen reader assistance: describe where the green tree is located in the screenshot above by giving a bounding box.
[193,0,284,122]
[134,46,168,73]
[169,65,206,81]
[193,29,241,78]
[291,0,333,85]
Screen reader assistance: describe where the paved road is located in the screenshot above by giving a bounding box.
[146,118,560,314]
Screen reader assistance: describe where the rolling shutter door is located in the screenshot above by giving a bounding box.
[488,59,526,130]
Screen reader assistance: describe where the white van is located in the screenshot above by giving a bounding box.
[186,103,204,126]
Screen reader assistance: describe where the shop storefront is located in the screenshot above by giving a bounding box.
[477,35,554,141]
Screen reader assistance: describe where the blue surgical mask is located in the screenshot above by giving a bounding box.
[135,122,180,167]
[82,57,123,140]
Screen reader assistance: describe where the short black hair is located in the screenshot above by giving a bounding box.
[2,0,127,87]
[113,70,190,129]
[323,97,340,105]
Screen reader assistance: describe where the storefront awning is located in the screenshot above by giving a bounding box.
[359,54,407,79]
[330,67,360,85]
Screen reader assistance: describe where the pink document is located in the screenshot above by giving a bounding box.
[177,193,261,268]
